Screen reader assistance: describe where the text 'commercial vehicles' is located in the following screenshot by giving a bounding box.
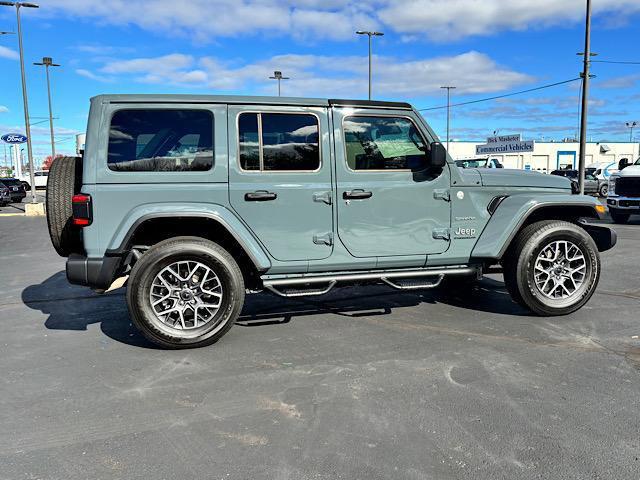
[45,95,616,348]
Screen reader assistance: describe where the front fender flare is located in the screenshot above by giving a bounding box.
[104,203,272,271]
[471,194,604,260]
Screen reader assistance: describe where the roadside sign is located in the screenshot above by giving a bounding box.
[1,133,28,144]
[476,140,534,155]
[487,134,521,144]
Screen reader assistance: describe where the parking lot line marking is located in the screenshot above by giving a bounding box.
[0,213,26,217]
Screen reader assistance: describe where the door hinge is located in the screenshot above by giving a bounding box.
[313,232,333,246]
[433,189,450,202]
[313,191,332,205]
[432,228,451,241]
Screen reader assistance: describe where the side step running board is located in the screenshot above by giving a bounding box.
[262,266,479,298]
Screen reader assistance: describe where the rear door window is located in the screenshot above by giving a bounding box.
[108,109,214,172]
[238,112,320,172]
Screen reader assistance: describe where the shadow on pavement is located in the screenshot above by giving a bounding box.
[23,271,526,348]
[237,276,527,326]
[22,271,157,349]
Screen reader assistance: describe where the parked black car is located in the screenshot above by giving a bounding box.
[550,169,599,195]
[0,178,27,203]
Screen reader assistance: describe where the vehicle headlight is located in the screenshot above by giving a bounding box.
[608,177,617,196]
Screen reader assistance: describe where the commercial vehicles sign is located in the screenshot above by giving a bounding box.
[1,133,28,144]
[476,133,534,155]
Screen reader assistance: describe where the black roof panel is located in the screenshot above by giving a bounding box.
[329,99,412,109]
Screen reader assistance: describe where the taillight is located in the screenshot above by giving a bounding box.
[72,194,92,226]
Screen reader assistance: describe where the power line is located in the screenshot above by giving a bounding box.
[592,60,640,65]
[417,77,581,112]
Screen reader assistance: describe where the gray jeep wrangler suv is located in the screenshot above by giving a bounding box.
[45,95,616,348]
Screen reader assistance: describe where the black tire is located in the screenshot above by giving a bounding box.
[45,156,83,257]
[502,220,600,316]
[126,237,245,349]
[599,183,608,197]
[609,208,629,224]
[21,181,30,191]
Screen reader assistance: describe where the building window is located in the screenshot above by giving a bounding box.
[343,116,430,171]
[108,109,214,172]
[238,112,320,172]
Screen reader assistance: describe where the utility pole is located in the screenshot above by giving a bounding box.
[0,1,40,203]
[626,121,637,142]
[441,86,456,151]
[268,71,289,97]
[356,30,384,100]
[34,57,60,163]
[577,0,594,195]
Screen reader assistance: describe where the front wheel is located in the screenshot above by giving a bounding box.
[599,183,608,197]
[127,237,245,349]
[503,220,600,316]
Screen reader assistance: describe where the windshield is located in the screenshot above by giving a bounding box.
[0,178,21,187]
[635,158,640,166]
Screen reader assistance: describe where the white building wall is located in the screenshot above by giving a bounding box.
[447,142,640,172]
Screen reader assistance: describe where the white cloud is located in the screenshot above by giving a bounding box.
[0,105,8,113]
[597,74,640,89]
[79,50,533,98]
[0,46,19,60]
[44,0,640,42]
[76,68,113,82]
[377,0,640,41]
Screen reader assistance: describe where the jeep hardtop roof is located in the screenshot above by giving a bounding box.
[92,94,412,110]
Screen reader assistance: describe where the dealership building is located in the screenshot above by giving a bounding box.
[448,141,639,171]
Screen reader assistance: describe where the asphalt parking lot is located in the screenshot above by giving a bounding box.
[1,211,639,479]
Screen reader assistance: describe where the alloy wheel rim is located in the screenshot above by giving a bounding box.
[149,260,223,330]
[533,240,587,299]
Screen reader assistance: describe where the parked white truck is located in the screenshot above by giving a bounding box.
[18,170,49,191]
[607,158,640,223]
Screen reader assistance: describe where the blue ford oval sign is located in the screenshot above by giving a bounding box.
[1,133,28,144]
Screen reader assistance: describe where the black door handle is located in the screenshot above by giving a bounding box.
[343,189,373,200]
[245,191,277,202]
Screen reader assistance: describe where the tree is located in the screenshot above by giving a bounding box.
[42,154,64,171]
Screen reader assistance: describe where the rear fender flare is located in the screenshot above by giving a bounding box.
[105,203,271,271]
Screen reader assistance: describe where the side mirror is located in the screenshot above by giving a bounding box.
[619,158,630,171]
[430,142,447,168]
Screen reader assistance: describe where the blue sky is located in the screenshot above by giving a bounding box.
[0,0,639,165]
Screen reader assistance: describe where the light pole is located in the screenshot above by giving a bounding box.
[268,70,289,97]
[441,86,456,151]
[626,121,637,142]
[1,31,15,172]
[34,57,60,163]
[356,30,384,100]
[577,0,595,195]
[0,1,40,203]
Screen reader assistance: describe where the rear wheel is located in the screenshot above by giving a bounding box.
[609,208,629,224]
[127,237,245,349]
[45,156,83,257]
[503,220,600,316]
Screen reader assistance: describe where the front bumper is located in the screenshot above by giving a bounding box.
[66,254,123,290]
[607,197,640,211]
[10,193,26,202]
[580,221,618,252]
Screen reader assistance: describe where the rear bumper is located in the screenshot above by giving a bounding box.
[66,254,123,289]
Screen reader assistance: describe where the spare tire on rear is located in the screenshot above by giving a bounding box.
[46,156,83,257]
